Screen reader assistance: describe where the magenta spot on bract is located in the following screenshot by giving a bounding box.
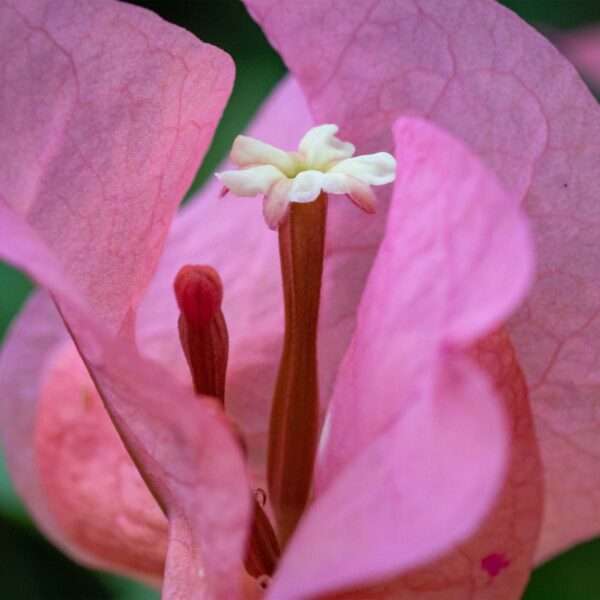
[481,553,511,577]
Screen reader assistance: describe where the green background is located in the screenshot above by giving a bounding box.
[1,0,599,598]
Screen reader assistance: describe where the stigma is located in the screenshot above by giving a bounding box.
[216,124,396,229]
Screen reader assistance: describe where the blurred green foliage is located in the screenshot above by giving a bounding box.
[501,0,600,28]
[0,516,157,599]
[0,0,599,597]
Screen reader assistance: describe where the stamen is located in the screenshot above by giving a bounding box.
[244,502,281,579]
[268,192,327,546]
[174,265,228,401]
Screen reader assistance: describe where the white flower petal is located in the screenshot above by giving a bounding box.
[289,170,324,203]
[329,152,396,185]
[321,172,353,195]
[263,179,292,230]
[218,121,388,222]
[347,180,376,213]
[298,124,355,169]
[216,165,285,197]
[322,173,376,213]
[230,135,297,175]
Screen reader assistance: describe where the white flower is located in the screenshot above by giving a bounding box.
[216,124,396,229]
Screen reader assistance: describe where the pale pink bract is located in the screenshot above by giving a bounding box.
[1,1,599,599]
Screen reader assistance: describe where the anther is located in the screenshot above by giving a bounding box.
[254,488,267,507]
[244,503,280,580]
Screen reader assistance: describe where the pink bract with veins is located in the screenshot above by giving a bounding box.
[1,1,600,599]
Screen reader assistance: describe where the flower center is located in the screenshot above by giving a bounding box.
[174,124,396,585]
